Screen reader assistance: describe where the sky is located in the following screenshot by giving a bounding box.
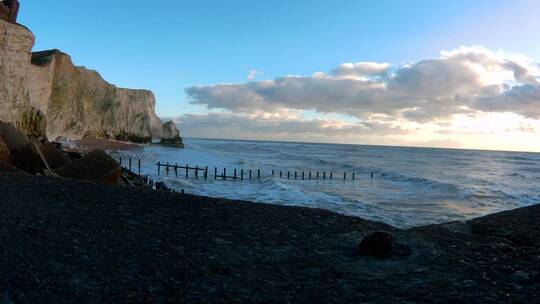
[20,0,540,152]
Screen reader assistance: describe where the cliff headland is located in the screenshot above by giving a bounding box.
[0,18,182,147]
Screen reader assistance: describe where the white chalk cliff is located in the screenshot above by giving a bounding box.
[0,19,182,144]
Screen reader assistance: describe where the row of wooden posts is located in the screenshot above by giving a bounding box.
[156,161,373,181]
[119,157,142,175]
[119,157,157,188]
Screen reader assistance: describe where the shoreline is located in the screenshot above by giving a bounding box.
[60,137,144,153]
[0,174,538,302]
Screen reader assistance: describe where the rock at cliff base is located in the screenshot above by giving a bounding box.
[57,149,121,184]
[357,231,393,258]
[0,121,29,151]
[0,162,29,175]
[0,136,10,164]
[160,121,184,148]
[10,143,46,174]
[162,121,179,139]
[39,142,70,170]
[160,137,184,148]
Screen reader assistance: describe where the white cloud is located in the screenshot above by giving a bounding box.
[247,70,259,80]
[331,62,390,79]
[186,46,540,121]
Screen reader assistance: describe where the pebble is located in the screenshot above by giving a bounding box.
[509,271,530,282]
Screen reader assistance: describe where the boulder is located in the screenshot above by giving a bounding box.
[0,121,29,151]
[10,143,46,174]
[357,231,393,258]
[57,149,121,184]
[39,142,70,170]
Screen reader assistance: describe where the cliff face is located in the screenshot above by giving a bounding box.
[28,49,164,142]
[0,19,180,144]
[0,20,46,138]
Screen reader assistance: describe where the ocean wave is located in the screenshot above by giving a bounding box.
[379,171,464,193]
[505,155,538,161]
[506,172,528,179]
[518,167,540,173]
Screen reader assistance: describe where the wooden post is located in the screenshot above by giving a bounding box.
[294,171,297,179]
[330,172,333,179]
[288,171,290,179]
[157,161,160,176]
[166,162,169,176]
[128,158,132,172]
[119,157,123,167]
[352,173,355,180]
[234,168,237,180]
[185,164,189,178]
[272,170,275,176]
[249,169,252,179]
[323,172,326,179]
[205,166,208,180]
[258,169,261,179]
[302,172,305,180]
[241,169,244,180]
[316,171,319,179]
[309,172,312,179]
[371,172,374,179]
[195,166,199,179]
[214,167,217,179]
[223,168,226,180]
[280,171,282,178]
[344,172,346,180]
[138,159,141,175]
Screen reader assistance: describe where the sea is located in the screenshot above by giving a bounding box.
[113,138,540,229]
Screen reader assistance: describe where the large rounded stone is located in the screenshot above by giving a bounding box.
[57,149,121,184]
[10,143,46,174]
[357,231,393,258]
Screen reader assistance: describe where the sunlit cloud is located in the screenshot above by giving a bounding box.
[183,46,540,151]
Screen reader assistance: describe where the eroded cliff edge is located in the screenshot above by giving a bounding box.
[0,19,182,145]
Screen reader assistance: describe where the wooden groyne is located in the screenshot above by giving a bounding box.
[155,161,372,181]
[117,157,375,184]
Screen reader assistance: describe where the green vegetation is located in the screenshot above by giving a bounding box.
[16,107,46,139]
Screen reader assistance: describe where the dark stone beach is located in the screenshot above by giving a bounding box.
[0,175,538,303]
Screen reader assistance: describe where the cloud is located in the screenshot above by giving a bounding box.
[247,70,259,80]
[474,84,540,118]
[170,111,540,151]
[186,46,540,122]
[170,112,407,143]
[330,62,390,79]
